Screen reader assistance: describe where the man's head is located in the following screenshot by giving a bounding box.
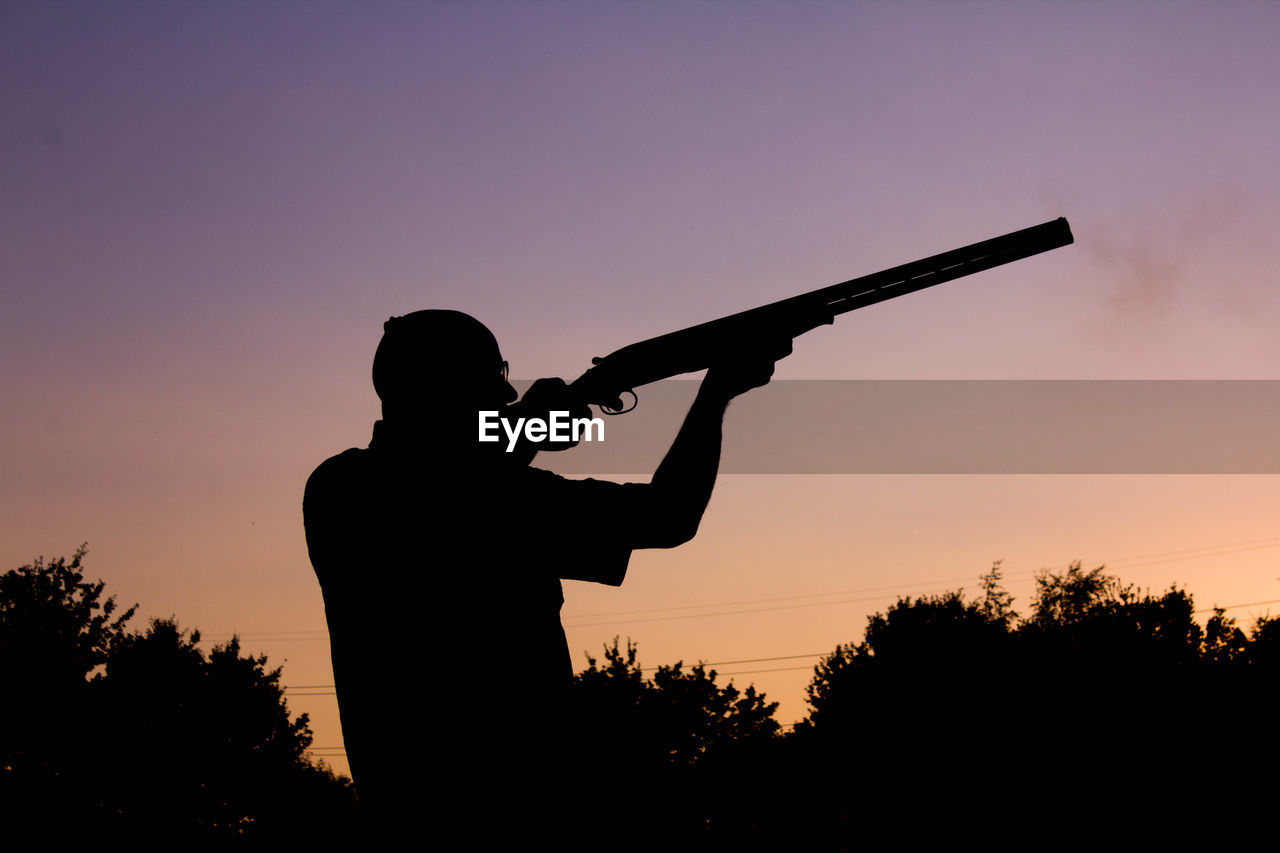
[373,310,517,421]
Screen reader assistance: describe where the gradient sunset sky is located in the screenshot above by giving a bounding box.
[6,1,1280,776]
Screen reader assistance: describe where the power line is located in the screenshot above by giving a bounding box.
[566,536,1280,624]
[1086,535,1280,567]
[562,570,1043,620]
[564,539,1280,627]
[562,580,1030,628]
[690,652,828,667]
[206,533,1280,640]
[284,652,834,692]
[203,574,1040,640]
[281,596,1280,697]
[221,629,329,638]
[1103,542,1280,572]
[1194,597,1280,615]
[717,665,818,676]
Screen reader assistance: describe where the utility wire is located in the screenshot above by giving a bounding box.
[208,534,1280,639]
[562,569,1043,620]
[282,594,1280,696]
[563,578,1032,628]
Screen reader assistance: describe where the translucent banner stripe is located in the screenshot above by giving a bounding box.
[517,380,1280,475]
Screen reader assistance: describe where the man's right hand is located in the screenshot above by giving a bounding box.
[703,336,794,400]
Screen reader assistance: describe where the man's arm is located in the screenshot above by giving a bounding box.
[509,337,791,554]
[624,338,792,548]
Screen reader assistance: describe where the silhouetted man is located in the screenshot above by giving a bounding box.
[303,310,788,838]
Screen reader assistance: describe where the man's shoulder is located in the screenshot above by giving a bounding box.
[304,447,375,503]
[309,446,373,479]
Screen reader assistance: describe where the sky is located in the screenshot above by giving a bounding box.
[5,1,1280,777]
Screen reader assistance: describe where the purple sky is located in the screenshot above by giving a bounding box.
[6,1,1280,774]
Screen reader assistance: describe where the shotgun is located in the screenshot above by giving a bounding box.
[569,217,1073,413]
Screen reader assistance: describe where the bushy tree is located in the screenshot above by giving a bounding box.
[800,563,1017,737]
[0,548,356,841]
[1,545,136,824]
[792,560,1280,841]
[1202,607,1249,664]
[574,637,779,769]
[570,638,781,842]
[0,544,135,686]
[1018,560,1204,666]
[92,618,342,839]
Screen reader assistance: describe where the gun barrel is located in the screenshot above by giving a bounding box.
[808,217,1073,318]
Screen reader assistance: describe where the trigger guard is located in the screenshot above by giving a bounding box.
[599,389,638,416]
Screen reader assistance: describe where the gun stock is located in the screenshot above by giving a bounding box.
[571,217,1073,412]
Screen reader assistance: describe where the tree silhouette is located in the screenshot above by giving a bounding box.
[790,561,1280,843]
[1019,560,1204,666]
[569,638,782,843]
[978,559,1019,627]
[1202,607,1250,664]
[8,547,1276,842]
[0,548,356,842]
[1241,612,1280,666]
[93,618,348,839]
[0,544,135,682]
[799,562,1017,742]
[1,545,136,832]
[563,563,1280,844]
[573,637,779,769]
